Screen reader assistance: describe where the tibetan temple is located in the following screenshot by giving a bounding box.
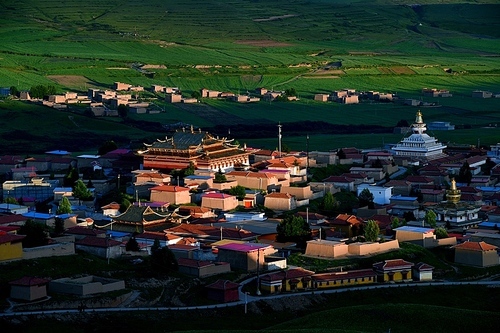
[393,111,447,162]
[431,178,482,229]
[138,127,250,172]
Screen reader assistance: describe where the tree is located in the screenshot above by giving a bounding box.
[53,217,65,236]
[322,191,337,213]
[358,188,374,208]
[73,179,93,202]
[184,161,195,176]
[191,90,201,99]
[435,227,448,239]
[457,161,472,185]
[63,166,79,187]
[18,220,49,248]
[126,237,140,252]
[4,196,18,204]
[403,211,416,222]
[396,119,410,127]
[57,196,72,214]
[276,215,311,247]
[98,140,118,155]
[337,149,346,160]
[364,220,380,242]
[117,104,128,118]
[151,246,178,274]
[424,210,437,228]
[391,217,401,230]
[229,185,246,200]
[9,86,19,97]
[285,88,297,97]
[214,169,227,183]
[151,239,161,254]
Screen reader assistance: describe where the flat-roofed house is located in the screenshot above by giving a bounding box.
[9,277,50,301]
[453,241,499,267]
[201,193,238,211]
[217,243,276,272]
[149,185,191,205]
[264,192,297,211]
[0,232,25,261]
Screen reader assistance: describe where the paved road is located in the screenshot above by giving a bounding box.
[1,280,499,317]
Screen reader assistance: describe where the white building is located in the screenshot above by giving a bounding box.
[357,184,393,205]
[392,111,447,162]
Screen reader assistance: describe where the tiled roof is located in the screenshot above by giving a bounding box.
[405,175,434,183]
[75,236,121,248]
[65,226,106,236]
[265,192,293,199]
[101,202,121,210]
[112,205,169,224]
[9,276,50,286]
[177,258,213,268]
[329,214,363,226]
[0,214,27,225]
[0,232,25,245]
[203,193,235,199]
[414,262,434,271]
[453,241,497,251]
[150,185,190,192]
[312,269,376,282]
[168,244,198,251]
[261,268,315,282]
[217,242,271,253]
[205,279,239,290]
[373,259,414,271]
[0,225,20,232]
[323,175,354,183]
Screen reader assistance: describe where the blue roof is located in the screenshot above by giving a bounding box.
[184,175,212,180]
[107,231,131,237]
[56,213,77,219]
[395,226,434,233]
[391,195,418,201]
[22,212,55,219]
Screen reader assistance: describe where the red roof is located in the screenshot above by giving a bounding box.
[9,276,50,286]
[150,185,190,192]
[312,269,376,282]
[65,226,106,236]
[0,214,28,225]
[0,225,20,233]
[0,232,25,245]
[453,241,497,251]
[203,193,235,199]
[328,214,363,226]
[205,279,239,290]
[177,258,213,268]
[373,259,414,271]
[414,262,434,271]
[266,192,293,199]
[261,268,314,282]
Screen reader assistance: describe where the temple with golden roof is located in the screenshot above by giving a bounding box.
[392,111,447,163]
[138,127,249,172]
[431,178,482,229]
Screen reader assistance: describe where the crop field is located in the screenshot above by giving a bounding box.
[0,0,498,153]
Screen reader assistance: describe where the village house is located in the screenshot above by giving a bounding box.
[412,262,434,281]
[357,184,393,205]
[75,237,122,259]
[264,192,297,211]
[201,192,239,211]
[313,269,377,289]
[149,185,191,205]
[205,279,240,303]
[225,171,279,190]
[177,258,231,278]
[9,276,50,301]
[260,267,315,294]
[0,231,25,261]
[452,241,499,267]
[372,259,414,282]
[217,243,276,272]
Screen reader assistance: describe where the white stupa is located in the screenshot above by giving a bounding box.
[392,111,447,162]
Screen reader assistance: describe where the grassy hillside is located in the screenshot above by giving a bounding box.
[0,0,498,153]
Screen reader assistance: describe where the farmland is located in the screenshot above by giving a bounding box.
[0,0,499,153]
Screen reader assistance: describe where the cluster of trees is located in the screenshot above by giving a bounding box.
[29,85,57,99]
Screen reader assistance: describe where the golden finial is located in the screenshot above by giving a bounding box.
[415,110,423,124]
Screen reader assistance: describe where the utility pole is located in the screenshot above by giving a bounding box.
[278,122,282,158]
[306,134,309,178]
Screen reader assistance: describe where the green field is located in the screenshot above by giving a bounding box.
[0,0,499,153]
